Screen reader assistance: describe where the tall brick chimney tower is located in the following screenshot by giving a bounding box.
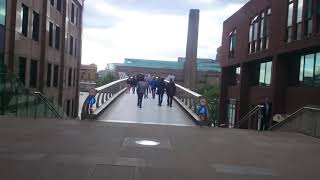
[184,9,199,90]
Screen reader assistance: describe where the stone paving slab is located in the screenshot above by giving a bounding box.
[0,117,320,179]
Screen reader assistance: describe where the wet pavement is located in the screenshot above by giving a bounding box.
[0,117,320,179]
[98,92,195,127]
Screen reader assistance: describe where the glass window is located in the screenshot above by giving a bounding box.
[287,2,293,27]
[318,1,320,33]
[71,3,75,23]
[68,68,72,87]
[49,22,53,47]
[57,0,62,12]
[21,4,29,37]
[32,11,39,41]
[55,25,60,49]
[53,65,59,87]
[299,56,304,82]
[30,60,37,88]
[73,69,76,87]
[315,53,320,87]
[227,100,236,128]
[229,29,236,58]
[47,63,52,87]
[50,0,55,6]
[304,54,315,86]
[305,0,313,36]
[18,57,26,85]
[76,7,79,26]
[297,0,303,23]
[70,35,74,55]
[75,38,78,57]
[259,62,266,85]
[253,21,258,41]
[236,66,241,85]
[259,61,272,86]
[265,62,272,85]
[249,24,253,42]
[0,0,6,25]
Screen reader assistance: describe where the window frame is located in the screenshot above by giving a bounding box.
[49,21,54,47]
[55,25,60,49]
[32,11,40,41]
[21,4,29,37]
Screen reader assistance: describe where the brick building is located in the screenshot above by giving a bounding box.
[80,63,97,83]
[219,0,320,127]
[79,63,97,91]
[2,0,84,117]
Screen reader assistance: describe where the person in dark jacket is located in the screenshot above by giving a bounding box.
[136,74,147,108]
[261,97,272,130]
[156,78,166,106]
[166,78,176,107]
[132,76,137,94]
[150,77,157,99]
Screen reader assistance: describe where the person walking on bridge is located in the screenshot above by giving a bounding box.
[136,74,147,108]
[166,78,176,107]
[157,78,166,106]
[150,77,157,99]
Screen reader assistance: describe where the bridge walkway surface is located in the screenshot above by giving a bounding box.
[97,93,195,127]
[0,117,320,179]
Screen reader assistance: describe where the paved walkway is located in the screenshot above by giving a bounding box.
[98,93,195,127]
[0,118,320,179]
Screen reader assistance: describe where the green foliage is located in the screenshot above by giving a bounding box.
[199,85,219,101]
[96,72,115,87]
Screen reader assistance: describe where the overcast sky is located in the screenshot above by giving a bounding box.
[82,0,249,70]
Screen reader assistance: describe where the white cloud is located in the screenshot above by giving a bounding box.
[82,1,245,70]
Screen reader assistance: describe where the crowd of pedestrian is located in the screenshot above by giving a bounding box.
[126,74,176,108]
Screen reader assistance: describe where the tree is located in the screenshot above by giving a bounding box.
[96,72,115,87]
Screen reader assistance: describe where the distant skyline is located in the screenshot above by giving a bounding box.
[82,0,249,70]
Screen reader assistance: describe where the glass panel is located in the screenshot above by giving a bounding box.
[265,62,272,85]
[315,53,320,87]
[297,0,303,23]
[297,23,302,40]
[287,2,293,27]
[259,63,266,85]
[306,0,313,18]
[32,11,39,41]
[0,0,6,25]
[299,56,304,82]
[307,19,312,35]
[253,22,258,40]
[287,27,292,42]
[304,54,315,86]
[260,18,265,38]
[21,4,29,37]
[249,25,253,42]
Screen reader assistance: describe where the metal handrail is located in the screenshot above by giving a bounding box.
[164,80,202,98]
[95,78,128,92]
[34,92,63,119]
[269,105,320,130]
[236,105,263,128]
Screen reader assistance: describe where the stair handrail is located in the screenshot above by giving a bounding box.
[236,105,264,128]
[34,92,63,119]
[269,105,320,130]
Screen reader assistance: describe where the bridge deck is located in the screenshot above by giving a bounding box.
[98,93,195,127]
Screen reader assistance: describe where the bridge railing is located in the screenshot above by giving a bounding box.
[81,78,128,119]
[166,80,208,125]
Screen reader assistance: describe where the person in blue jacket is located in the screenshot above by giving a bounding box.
[156,78,166,106]
[149,77,158,99]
